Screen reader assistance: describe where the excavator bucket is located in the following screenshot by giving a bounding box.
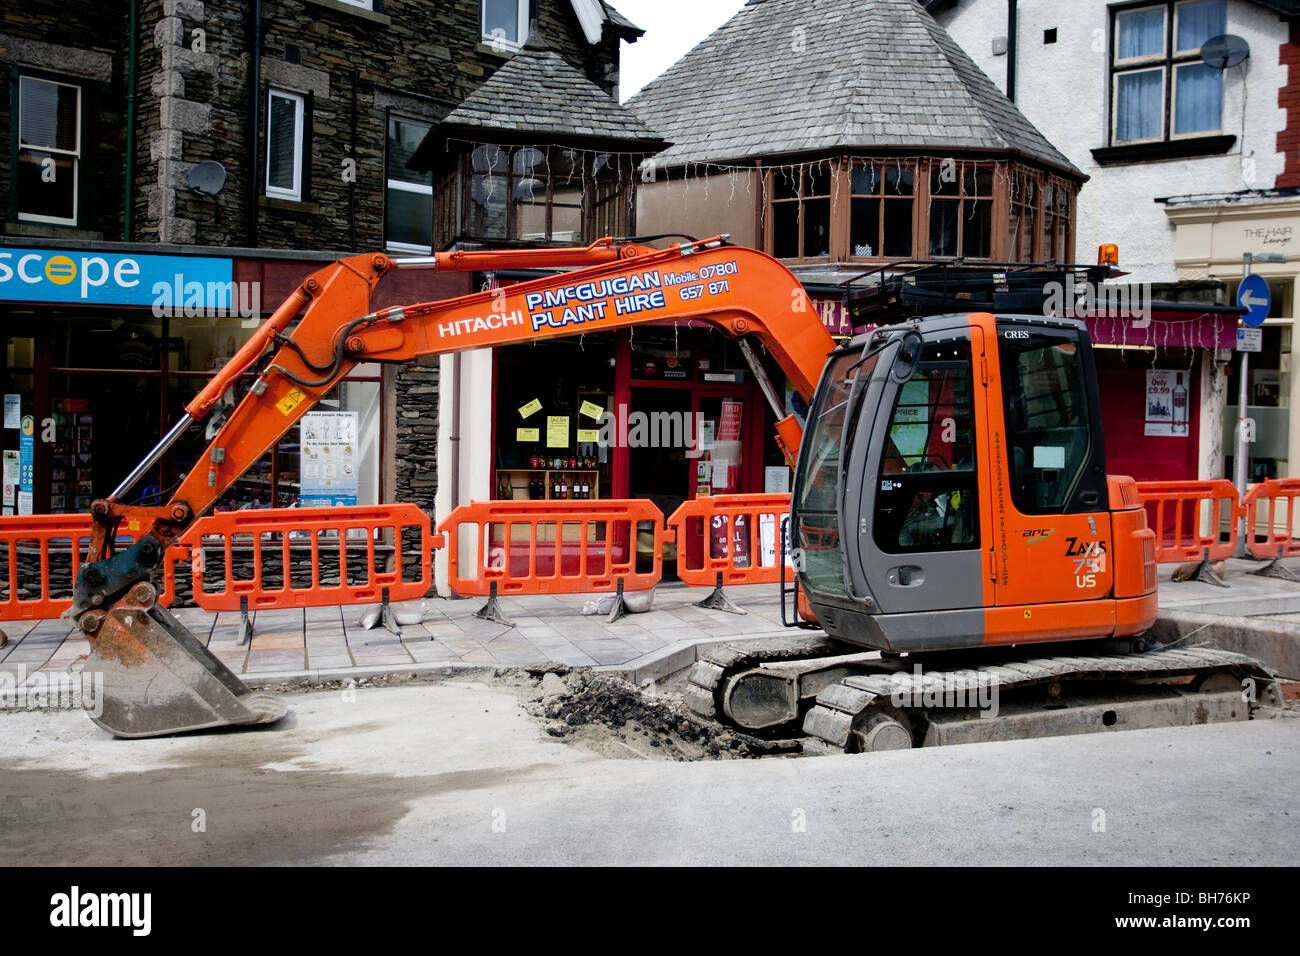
[80,582,287,738]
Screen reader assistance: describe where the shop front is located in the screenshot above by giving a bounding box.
[0,240,394,516]
[1165,193,1300,481]
[490,324,791,522]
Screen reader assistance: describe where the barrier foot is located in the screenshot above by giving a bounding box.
[606,578,628,624]
[237,596,255,646]
[379,587,402,637]
[695,572,747,615]
[1252,557,1299,581]
[475,581,514,627]
[1193,556,1230,588]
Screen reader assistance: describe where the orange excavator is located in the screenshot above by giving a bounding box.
[65,236,1281,746]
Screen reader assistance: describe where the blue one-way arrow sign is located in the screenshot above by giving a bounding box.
[1239,274,1271,328]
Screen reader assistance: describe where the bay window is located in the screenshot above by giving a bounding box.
[765,157,1075,265]
[452,144,639,246]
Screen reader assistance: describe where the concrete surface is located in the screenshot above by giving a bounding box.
[0,581,783,681]
[0,680,1294,866]
[8,557,1300,689]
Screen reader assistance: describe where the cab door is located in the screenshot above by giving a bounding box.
[987,324,1114,608]
[849,333,985,614]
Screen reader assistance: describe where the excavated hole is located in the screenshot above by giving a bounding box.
[249,666,774,761]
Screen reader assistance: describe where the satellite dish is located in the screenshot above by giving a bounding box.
[1200,34,1249,70]
[188,160,227,196]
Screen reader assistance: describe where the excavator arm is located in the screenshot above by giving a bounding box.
[64,236,834,736]
[79,236,831,570]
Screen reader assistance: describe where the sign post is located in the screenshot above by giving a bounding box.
[1234,253,1284,555]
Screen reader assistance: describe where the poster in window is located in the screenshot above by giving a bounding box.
[300,411,359,506]
[546,416,569,448]
[718,400,744,442]
[1144,369,1189,437]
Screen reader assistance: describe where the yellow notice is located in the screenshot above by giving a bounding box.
[577,429,600,443]
[277,388,306,415]
[517,427,540,442]
[546,416,569,448]
[518,398,542,419]
[579,400,604,420]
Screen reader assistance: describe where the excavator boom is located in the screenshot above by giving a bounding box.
[66,236,834,737]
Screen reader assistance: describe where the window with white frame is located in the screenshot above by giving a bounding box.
[265,88,305,201]
[385,117,433,254]
[334,0,374,8]
[482,0,529,50]
[17,76,81,225]
[1111,0,1226,145]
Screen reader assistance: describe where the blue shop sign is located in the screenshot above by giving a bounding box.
[0,248,234,309]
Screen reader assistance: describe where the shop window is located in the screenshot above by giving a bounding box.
[16,75,81,226]
[770,164,832,260]
[928,163,992,259]
[265,88,305,202]
[482,0,528,50]
[874,344,978,554]
[1111,1,1225,145]
[849,161,914,258]
[999,332,1092,514]
[386,117,433,254]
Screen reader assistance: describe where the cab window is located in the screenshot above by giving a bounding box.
[873,342,978,554]
[794,348,875,596]
[999,330,1091,513]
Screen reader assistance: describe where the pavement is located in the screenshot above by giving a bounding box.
[0,679,1295,865]
[0,581,789,685]
[6,558,1300,689]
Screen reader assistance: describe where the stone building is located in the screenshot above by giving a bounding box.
[0,0,648,593]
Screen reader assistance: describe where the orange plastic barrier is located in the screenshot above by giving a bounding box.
[0,516,149,621]
[438,499,665,596]
[1134,480,1238,564]
[167,504,438,612]
[1241,478,1300,560]
[667,493,793,587]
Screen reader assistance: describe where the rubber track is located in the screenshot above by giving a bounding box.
[684,635,842,721]
[801,646,1280,753]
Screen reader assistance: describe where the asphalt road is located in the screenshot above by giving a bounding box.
[1,679,1295,866]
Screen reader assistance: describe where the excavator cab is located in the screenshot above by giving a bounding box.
[791,312,1159,654]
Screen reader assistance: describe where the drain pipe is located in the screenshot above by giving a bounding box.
[1006,0,1018,102]
[122,0,138,240]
